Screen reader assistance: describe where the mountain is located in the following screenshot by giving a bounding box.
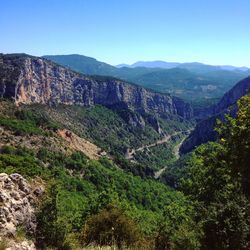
[220,65,249,71]
[43,54,117,75]
[0,100,193,249]
[1,53,192,118]
[0,53,194,171]
[43,54,249,105]
[129,61,180,69]
[118,60,249,72]
[116,63,132,68]
[0,53,198,248]
[1,53,249,250]
[180,76,250,153]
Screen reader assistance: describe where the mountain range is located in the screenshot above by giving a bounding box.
[0,53,192,118]
[117,60,250,72]
[0,52,250,249]
[0,53,194,170]
[1,53,249,161]
[43,54,250,105]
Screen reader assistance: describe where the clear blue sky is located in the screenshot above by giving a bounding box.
[1,0,250,66]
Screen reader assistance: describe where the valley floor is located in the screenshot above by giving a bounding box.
[125,130,191,160]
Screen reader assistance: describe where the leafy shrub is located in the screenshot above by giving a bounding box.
[0,116,44,135]
[81,204,141,249]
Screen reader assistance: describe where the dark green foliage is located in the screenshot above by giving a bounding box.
[0,144,193,247]
[14,109,61,131]
[36,185,70,250]
[178,94,250,249]
[133,143,174,170]
[0,93,249,248]
[0,116,44,135]
[113,156,155,178]
[160,153,191,188]
[0,100,192,177]
[39,103,192,173]
[201,196,250,250]
[0,146,48,178]
[216,94,250,197]
[58,104,161,154]
[155,201,201,250]
[81,204,141,249]
[0,104,61,135]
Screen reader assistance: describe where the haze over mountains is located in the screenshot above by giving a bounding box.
[117,60,250,71]
[44,54,250,106]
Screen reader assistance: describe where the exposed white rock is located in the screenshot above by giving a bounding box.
[0,173,43,238]
[3,238,36,250]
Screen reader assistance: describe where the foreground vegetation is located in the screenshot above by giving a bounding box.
[0,145,200,249]
[162,94,250,249]
[0,94,249,249]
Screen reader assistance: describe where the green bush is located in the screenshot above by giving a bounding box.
[81,204,142,249]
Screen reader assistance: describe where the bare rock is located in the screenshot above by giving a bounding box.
[0,54,193,120]
[0,173,43,237]
[3,238,36,250]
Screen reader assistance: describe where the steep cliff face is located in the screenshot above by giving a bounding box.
[181,76,250,153]
[0,54,193,119]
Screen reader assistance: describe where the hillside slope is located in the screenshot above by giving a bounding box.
[180,76,250,153]
[0,53,193,172]
[0,98,196,250]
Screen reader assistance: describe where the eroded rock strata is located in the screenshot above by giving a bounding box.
[0,54,193,119]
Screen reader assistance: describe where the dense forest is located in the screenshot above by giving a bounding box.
[0,93,249,249]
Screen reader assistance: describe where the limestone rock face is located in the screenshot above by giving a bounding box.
[0,173,43,237]
[0,54,193,119]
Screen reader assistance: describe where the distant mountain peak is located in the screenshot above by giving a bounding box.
[116,60,249,72]
[130,61,180,69]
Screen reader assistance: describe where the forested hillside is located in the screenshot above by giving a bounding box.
[181,76,250,153]
[0,88,249,249]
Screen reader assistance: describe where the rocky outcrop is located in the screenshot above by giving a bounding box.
[181,76,250,153]
[57,129,107,159]
[0,54,193,119]
[0,173,43,237]
[1,239,36,250]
